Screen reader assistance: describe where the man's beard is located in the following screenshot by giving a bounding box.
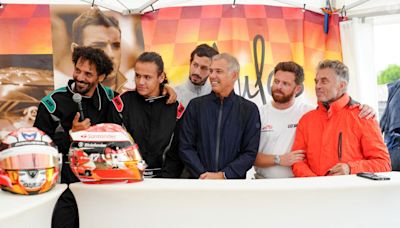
[74,80,93,96]
[190,74,207,86]
[272,88,295,104]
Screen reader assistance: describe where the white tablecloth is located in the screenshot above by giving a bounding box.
[0,184,67,228]
[70,172,400,228]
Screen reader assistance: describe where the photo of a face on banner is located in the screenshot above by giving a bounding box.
[51,5,144,93]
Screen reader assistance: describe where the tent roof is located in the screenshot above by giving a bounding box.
[2,0,400,18]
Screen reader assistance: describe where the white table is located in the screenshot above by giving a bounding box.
[0,184,67,228]
[70,172,400,228]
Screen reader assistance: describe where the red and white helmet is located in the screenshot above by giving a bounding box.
[0,127,61,195]
[69,123,146,184]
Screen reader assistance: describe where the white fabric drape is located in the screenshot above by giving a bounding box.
[340,18,379,116]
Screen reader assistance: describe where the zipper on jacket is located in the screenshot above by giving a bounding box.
[338,132,342,161]
[215,100,223,172]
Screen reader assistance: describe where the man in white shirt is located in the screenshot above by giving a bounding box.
[174,44,218,107]
[254,61,375,178]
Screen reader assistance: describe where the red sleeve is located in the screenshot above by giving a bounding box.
[347,119,391,173]
[291,117,317,177]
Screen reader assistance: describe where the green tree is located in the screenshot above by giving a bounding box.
[377,64,400,85]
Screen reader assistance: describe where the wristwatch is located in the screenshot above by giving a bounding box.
[274,155,281,165]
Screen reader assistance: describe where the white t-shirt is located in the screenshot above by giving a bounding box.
[255,100,314,178]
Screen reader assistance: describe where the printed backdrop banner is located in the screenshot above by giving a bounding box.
[141,5,342,105]
[0,5,52,54]
[0,4,144,138]
[0,4,342,138]
[0,5,53,139]
[50,5,144,92]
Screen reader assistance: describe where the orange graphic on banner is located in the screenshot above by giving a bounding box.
[0,5,52,54]
[142,5,342,104]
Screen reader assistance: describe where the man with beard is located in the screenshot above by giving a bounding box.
[254,61,376,179]
[34,46,114,228]
[67,7,176,100]
[174,44,219,107]
[52,7,127,92]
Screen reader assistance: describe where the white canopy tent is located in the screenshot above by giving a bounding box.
[2,0,399,112]
[2,0,400,17]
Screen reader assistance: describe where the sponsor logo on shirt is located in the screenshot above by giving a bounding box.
[261,124,273,132]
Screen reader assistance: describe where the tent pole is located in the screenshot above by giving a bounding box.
[272,0,324,15]
[80,0,122,14]
[122,0,159,15]
[348,4,400,19]
[346,0,371,11]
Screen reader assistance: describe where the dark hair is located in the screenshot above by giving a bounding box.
[190,44,219,63]
[72,7,121,45]
[136,52,167,84]
[136,52,164,75]
[274,61,304,85]
[72,46,113,77]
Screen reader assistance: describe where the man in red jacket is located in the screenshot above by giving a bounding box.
[292,60,391,177]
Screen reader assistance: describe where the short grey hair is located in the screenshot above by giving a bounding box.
[318,60,349,83]
[212,53,240,75]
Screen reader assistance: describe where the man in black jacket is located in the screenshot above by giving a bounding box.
[381,79,400,170]
[108,52,184,178]
[179,53,261,179]
[34,46,114,228]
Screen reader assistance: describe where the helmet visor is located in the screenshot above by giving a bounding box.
[0,145,59,170]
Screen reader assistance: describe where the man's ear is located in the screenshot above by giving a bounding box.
[339,80,347,93]
[232,71,239,81]
[294,84,304,97]
[71,42,79,52]
[158,72,166,83]
[98,74,106,83]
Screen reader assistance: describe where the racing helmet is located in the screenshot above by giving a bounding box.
[0,127,61,195]
[69,123,147,184]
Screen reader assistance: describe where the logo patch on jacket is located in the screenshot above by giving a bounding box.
[112,95,124,112]
[176,102,185,120]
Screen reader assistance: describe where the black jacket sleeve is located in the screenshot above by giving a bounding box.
[179,102,207,178]
[221,103,260,178]
[161,120,184,178]
[33,103,70,154]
